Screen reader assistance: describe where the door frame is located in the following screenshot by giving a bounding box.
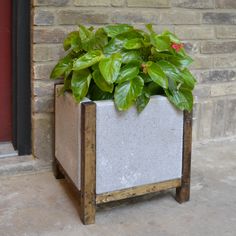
[12,0,31,155]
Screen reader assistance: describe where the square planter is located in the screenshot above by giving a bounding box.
[54,84,192,225]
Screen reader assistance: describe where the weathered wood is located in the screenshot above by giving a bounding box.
[96,178,181,204]
[176,111,192,203]
[80,102,96,225]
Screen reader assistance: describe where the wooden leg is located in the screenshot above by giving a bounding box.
[53,159,65,179]
[79,102,96,225]
[176,111,192,203]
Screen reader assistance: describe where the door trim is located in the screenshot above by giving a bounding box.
[12,0,31,155]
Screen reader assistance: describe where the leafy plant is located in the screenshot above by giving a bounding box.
[51,24,196,112]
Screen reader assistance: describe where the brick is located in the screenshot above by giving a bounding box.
[160,11,201,24]
[210,82,236,97]
[192,103,200,142]
[33,0,69,6]
[33,28,67,43]
[33,63,55,80]
[74,0,110,6]
[173,0,214,9]
[111,0,125,7]
[216,26,236,39]
[33,113,54,161]
[111,9,159,24]
[34,80,55,97]
[216,0,236,9]
[57,9,110,25]
[152,25,174,34]
[33,96,54,113]
[201,41,236,54]
[190,56,214,70]
[211,100,226,138]
[203,12,236,25]
[191,70,203,83]
[183,41,200,54]
[225,98,236,136]
[193,85,211,100]
[214,55,236,68]
[200,70,236,84]
[198,101,213,140]
[127,0,171,8]
[175,26,215,40]
[33,44,64,62]
[34,9,54,26]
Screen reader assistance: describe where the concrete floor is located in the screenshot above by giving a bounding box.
[0,140,236,236]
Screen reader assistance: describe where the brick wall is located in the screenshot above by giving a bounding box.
[32,0,236,161]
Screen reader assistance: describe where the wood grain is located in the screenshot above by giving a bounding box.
[80,101,96,225]
[176,111,192,203]
[96,179,181,204]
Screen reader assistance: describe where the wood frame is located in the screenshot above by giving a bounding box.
[53,101,192,225]
[12,0,31,155]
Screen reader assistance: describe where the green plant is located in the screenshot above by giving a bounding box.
[51,24,196,112]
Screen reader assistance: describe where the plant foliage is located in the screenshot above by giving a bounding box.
[51,24,196,112]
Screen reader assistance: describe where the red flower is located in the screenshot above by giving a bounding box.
[171,43,184,52]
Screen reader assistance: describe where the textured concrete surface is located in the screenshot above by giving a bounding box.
[96,96,183,193]
[0,143,18,158]
[0,140,236,236]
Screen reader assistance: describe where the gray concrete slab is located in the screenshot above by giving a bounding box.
[0,140,236,236]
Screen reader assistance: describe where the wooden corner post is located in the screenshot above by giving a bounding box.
[80,102,96,225]
[176,111,192,203]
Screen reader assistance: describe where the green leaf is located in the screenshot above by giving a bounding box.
[165,88,193,111]
[89,83,114,101]
[92,70,114,93]
[145,24,155,34]
[50,57,71,79]
[117,64,140,84]
[136,89,150,113]
[103,37,125,55]
[104,24,133,38]
[139,72,152,83]
[79,26,109,51]
[124,38,143,50]
[120,50,142,64]
[162,30,181,44]
[79,25,95,51]
[99,53,122,84]
[104,31,143,55]
[73,50,104,71]
[94,28,108,50]
[180,68,196,90]
[146,82,163,95]
[158,60,182,83]
[71,69,91,102]
[150,35,170,51]
[168,55,193,69]
[114,76,144,111]
[63,31,81,52]
[147,61,168,89]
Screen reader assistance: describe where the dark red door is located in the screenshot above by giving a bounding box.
[0,0,12,141]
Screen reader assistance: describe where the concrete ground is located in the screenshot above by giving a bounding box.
[0,140,236,236]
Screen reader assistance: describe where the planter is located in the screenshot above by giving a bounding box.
[54,84,192,225]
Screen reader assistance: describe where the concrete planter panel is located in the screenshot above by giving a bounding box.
[55,86,183,194]
[95,97,183,193]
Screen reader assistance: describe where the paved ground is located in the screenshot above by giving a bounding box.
[0,140,236,236]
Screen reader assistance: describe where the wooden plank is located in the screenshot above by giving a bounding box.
[80,101,96,225]
[96,178,181,204]
[176,111,192,203]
